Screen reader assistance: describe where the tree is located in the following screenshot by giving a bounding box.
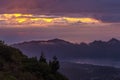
[39,51,47,63]
[50,56,60,73]
[0,42,68,80]
[0,40,4,45]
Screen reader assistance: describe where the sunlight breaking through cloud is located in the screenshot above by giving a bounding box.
[0,13,101,27]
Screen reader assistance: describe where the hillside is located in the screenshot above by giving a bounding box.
[1,40,120,80]
[12,38,120,60]
[0,41,68,80]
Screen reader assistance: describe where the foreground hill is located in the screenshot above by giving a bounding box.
[12,38,120,60]
[0,41,68,80]
[2,40,120,80]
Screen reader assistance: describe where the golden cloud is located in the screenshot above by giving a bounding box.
[0,13,101,26]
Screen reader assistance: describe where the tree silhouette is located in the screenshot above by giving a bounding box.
[0,40,4,45]
[50,56,60,73]
[0,41,68,80]
[39,51,47,63]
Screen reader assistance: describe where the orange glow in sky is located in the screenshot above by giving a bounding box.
[0,13,101,26]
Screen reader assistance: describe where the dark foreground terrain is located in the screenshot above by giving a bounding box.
[0,41,68,80]
[1,40,120,80]
[11,38,120,80]
[60,62,120,80]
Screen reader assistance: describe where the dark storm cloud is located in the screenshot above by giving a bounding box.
[0,0,120,22]
[0,0,120,13]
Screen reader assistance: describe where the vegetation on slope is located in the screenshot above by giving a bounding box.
[0,41,68,80]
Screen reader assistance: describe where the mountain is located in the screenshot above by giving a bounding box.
[0,41,68,80]
[11,38,120,60]
[11,38,76,60]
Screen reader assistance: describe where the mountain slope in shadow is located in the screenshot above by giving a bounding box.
[11,38,120,60]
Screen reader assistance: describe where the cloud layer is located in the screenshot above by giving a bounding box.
[0,0,120,23]
[0,13,101,27]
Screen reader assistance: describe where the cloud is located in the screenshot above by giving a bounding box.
[0,13,101,27]
[0,0,120,23]
[0,0,119,13]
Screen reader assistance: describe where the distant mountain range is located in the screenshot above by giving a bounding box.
[11,38,120,61]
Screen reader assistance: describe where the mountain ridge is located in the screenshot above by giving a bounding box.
[12,38,120,46]
[12,38,73,45]
[11,38,120,60]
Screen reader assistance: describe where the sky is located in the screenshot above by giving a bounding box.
[0,0,120,44]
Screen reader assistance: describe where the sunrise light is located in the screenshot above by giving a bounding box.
[0,13,101,26]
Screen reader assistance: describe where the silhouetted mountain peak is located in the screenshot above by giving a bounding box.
[48,38,65,42]
[92,40,104,44]
[47,38,68,43]
[11,38,120,60]
[89,40,106,46]
[13,38,72,46]
[108,38,120,44]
